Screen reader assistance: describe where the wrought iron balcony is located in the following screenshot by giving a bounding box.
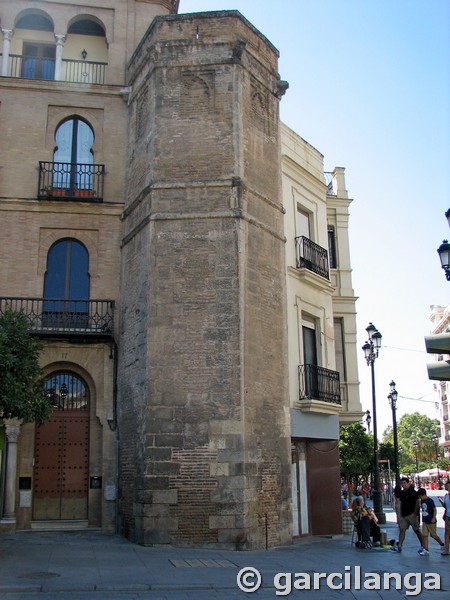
[295,236,329,279]
[38,162,105,201]
[298,364,341,405]
[0,297,114,339]
[5,54,107,84]
[324,172,337,196]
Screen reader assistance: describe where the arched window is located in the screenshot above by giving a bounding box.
[44,371,89,411]
[16,14,53,31]
[52,118,94,191]
[16,13,55,80]
[67,19,105,37]
[43,239,90,328]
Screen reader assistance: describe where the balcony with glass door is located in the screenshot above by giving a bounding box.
[1,14,107,85]
[38,117,104,201]
[7,52,107,84]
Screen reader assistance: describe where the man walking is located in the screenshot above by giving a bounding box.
[391,477,425,554]
[417,488,444,555]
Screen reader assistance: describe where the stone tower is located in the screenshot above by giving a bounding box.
[118,11,292,549]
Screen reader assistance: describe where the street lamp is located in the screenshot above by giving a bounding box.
[365,409,372,433]
[398,446,403,473]
[388,380,400,487]
[433,432,441,489]
[413,440,419,470]
[362,322,385,523]
[437,240,450,281]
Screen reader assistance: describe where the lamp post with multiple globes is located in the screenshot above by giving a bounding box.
[364,409,371,433]
[432,433,442,489]
[362,322,385,524]
[413,440,419,470]
[388,380,400,487]
[436,209,450,280]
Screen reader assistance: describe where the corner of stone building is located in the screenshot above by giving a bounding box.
[119,8,291,550]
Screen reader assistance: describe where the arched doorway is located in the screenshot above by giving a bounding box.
[15,13,55,80]
[33,371,89,521]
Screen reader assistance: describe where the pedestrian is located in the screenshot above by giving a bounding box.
[393,484,401,523]
[341,477,348,500]
[440,481,450,556]
[391,476,425,554]
[417,488,444,555]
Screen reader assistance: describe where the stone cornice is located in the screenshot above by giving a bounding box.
[135,0,179,13]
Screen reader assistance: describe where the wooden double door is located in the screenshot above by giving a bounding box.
[33,410,89,521]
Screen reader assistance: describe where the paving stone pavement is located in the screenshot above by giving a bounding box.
[0,505,448,599]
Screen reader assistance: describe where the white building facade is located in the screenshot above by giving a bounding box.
[281,124,361,536]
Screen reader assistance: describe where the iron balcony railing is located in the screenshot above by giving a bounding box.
[38,162,105,201]
[0,297,114,339]
[295,236,329,279]
[4,54,107,84]
[324,172,337,196]
[298,364,341,405]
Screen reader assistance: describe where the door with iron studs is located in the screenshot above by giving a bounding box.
[33,372,89,521]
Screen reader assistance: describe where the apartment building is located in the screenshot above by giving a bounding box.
[282,125,360,536]
[0,0,361,547]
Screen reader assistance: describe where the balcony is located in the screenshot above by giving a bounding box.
[38,162,105,202]
[295,236,329,279]
[298,364,341,414]
[324,172,336,196]
[0,297,114,340]
[5,54,107,85]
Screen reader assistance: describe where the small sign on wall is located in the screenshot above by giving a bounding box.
[20,490,32,508]
[104,484,116,501]
[19,477,32,507]
[90,476,102,489]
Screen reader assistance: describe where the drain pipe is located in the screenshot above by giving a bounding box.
[108,340,120,535]
[265,513,268,550]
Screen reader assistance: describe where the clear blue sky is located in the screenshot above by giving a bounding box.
[180,0,450,436]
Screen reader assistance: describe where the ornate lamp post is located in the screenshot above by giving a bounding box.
[413,440,419,470]
[436,211,450,280]
[365,409,372,433]
[388,380,400,487]
[433,433,441,489]
[362,322,385,523]
[438,240,450,281]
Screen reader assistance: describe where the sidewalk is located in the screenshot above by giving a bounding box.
[0,506,447,599]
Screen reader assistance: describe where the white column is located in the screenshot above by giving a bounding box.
[1,29,13,77]
[2,418,22,522]
[54,34,66,81]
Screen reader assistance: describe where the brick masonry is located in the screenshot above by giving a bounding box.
[118,12,291,549]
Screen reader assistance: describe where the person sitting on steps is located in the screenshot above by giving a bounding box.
[351,496,381,548]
